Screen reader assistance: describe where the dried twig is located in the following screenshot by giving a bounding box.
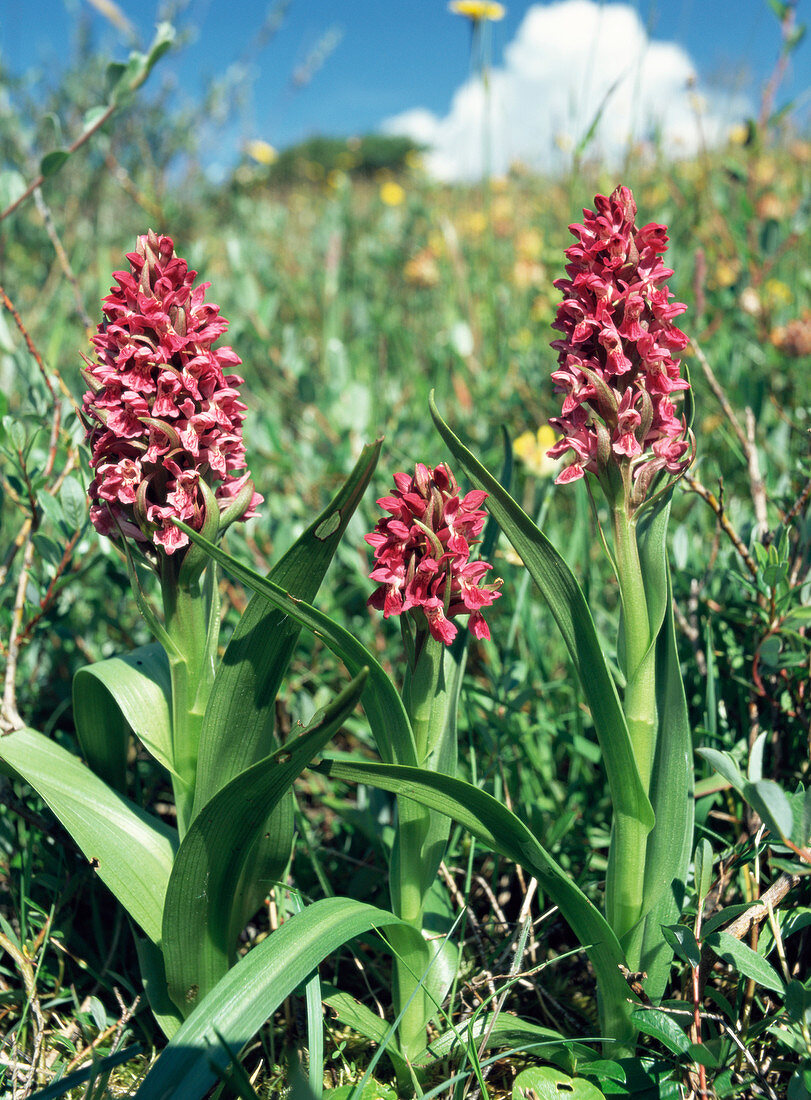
[0,103,117,224]
[683,472,759,580]
[690,339,770,533]
[33,188,94,331]
[745,407,769,538]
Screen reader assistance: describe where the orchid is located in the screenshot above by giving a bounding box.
[82,230,261,561]
[548,185,693,505]
[366,462,501,646]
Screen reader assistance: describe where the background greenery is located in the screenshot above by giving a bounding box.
[0,12,809,1098]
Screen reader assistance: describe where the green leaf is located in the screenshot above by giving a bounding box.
[660,924,700,969]
[630,1009,690,1056]
[687,1042,719,1068]
[73,643,174,788]
[0,169,27,210]
[134,932,183,1038]
[109,23,175,104]
[693,838,713,903]
[632,510,694,997]
[161,671,367,1014]
[194,440,381,809]
[748,731,767,782]
[701,902,754,937]
[318,757,637,1049]
[0,728,176,945]
[32,532,63,568]
[82,105,109,133]
[697,748,744,793]
[172,519,417,770]
[785,980,811,1024]
[40,150,70,178]
[142,21,176,76]
[322,984,407,1080]
[59,475,87,528]
[426,1012,592,1070]
[193,441,381,946]
[704,931,784,993]
[134,898,402,1100]
[742,779,794,841]
[428,395,653,840]
[513,1066,606,1099]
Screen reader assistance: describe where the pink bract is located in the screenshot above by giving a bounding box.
[82,231,262,557]
[365,463,501,645]
[548,185,692,497]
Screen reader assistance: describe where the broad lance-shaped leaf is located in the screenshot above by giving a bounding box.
[73,642,174,790]
[135,898,404,1100]
[171,519,417,771]
[318,757,637,1050]
[192,440,381,947]
[193,440,382,811]
[0,727,175,947]
[161,670,368,1015]
[429,394,653,841]
[624,502,694,992]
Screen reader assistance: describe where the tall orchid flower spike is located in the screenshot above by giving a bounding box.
[545,186,696,992]
[366,462,501,652]
[548,185,694,511]
[82,230,262,568]
[82,230,263,830]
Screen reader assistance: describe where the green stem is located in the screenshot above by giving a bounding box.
[161,560,220,837]
[608,506,658,953]
[392,632,449,1060]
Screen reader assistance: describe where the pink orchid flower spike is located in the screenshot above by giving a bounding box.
[365,462,501,647]
[548,185,694,509]
[82,230,262,565]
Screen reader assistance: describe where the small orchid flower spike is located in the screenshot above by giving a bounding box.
[366,462,501,647]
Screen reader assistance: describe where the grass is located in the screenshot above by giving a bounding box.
[0,48,810,1097]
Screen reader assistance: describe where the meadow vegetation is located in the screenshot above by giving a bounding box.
[0,16,809,1100]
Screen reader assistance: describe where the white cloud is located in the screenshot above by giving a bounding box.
[383,1,750,180]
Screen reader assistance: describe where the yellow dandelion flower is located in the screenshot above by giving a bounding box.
[380,180,406,207]
[449,0,506,21]
[245,140,277,166]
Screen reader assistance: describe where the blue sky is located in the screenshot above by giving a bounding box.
[2,0,809,178]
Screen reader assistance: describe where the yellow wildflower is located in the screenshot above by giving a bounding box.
[515,228,543,260]
[245,140,277,166]
[513,425,560,479]
[762,279,792,309]
[380,180,406,206]
[449,0,506,21]
[713,259,740,289]
[728,123,749,146]
[463,210,488,237]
